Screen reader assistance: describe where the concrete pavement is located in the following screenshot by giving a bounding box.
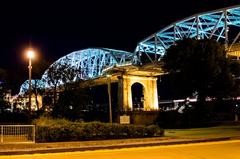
[0,135,240,155]
[1,124,240,155]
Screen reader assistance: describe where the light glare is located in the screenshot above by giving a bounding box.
[27,50,35,59]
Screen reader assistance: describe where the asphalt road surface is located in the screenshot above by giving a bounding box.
[1,140,240,159]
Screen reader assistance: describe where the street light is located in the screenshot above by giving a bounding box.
[107,74,112,123]
[26,49,35,115]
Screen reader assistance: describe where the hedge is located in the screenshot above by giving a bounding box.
[33,117,164,142]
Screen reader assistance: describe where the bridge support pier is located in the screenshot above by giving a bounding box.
[118,75,159,112]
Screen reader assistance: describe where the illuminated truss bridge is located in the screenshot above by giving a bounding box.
[41,48,133,88]
[19,48,133,94]
[19,5,240,95]
[19,79,45,96]
[135,5,240,63]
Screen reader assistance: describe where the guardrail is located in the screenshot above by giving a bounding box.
[0,125,35,143]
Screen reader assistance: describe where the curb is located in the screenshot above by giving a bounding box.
[0,137,238,155]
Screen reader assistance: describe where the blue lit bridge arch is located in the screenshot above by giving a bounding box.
[19,5,240,94]
[19,79,45,96]
[135,5,240,63]
[41,48,134,88]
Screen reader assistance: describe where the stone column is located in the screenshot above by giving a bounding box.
[118,75,159,111]
[118,76,124,111]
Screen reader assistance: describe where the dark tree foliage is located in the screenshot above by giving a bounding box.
[162,38,234,100]
[156,38,240,127]
[44,59,81,106]
[52,87,90,120]
[229,60,240,97]
[0,68,31,123]
[0,88,10,113]
[42,59,90,120]
[32,60,51,111]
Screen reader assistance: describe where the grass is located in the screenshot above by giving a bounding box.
[165,124,240,139]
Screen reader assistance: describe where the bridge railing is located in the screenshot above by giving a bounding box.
[0,125,35,144]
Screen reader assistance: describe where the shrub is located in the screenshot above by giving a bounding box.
[33,117,164,142]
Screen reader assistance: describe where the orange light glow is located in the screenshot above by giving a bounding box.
[27,49,35,59]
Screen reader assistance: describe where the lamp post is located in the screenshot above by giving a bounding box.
[107,75,112,123]
[27,49,34,116]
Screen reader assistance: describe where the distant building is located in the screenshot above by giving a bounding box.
[14,94,43,111]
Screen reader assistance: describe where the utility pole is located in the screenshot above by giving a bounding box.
[107,75,112,123]
[26,49,35,122]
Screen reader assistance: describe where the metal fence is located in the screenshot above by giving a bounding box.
[0,125,35,143]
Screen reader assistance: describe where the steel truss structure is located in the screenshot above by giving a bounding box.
[19,79,45,95]
[19,5,240,94]
[19,48,133,94]
[41,48,133,87]
[135,5,240,63]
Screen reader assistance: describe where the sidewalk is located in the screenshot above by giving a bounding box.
[0,135,240,155]
[1,124,240,155]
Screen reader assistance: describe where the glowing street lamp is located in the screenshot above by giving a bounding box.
[27,50,34,59]
[26,49,35,115]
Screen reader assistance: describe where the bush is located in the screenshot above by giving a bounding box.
[156,100,237,129]
[33,117,164,142]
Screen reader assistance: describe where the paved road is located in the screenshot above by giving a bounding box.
[1,140,240,159]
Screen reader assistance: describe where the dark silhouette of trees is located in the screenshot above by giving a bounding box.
[162,38,234,101]
[52,87,90,120]
[43,59,82,110]
[31,59,51,111]
[229,60,240,97]
[157,38,240,127]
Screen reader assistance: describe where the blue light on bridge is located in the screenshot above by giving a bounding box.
[135,5,240,62]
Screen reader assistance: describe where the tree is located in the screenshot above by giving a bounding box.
[43,59,81,107]
[162,38,234,101]
[52,87,90,120]
[32,60,51,111]
[158,39,240,126]
[42,59,88,119]
[31,80,44,111]
[229,60,240,97]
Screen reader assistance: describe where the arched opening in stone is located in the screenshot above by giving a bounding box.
[131,82,144,110]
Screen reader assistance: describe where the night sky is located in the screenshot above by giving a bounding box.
[0,0,238,92]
